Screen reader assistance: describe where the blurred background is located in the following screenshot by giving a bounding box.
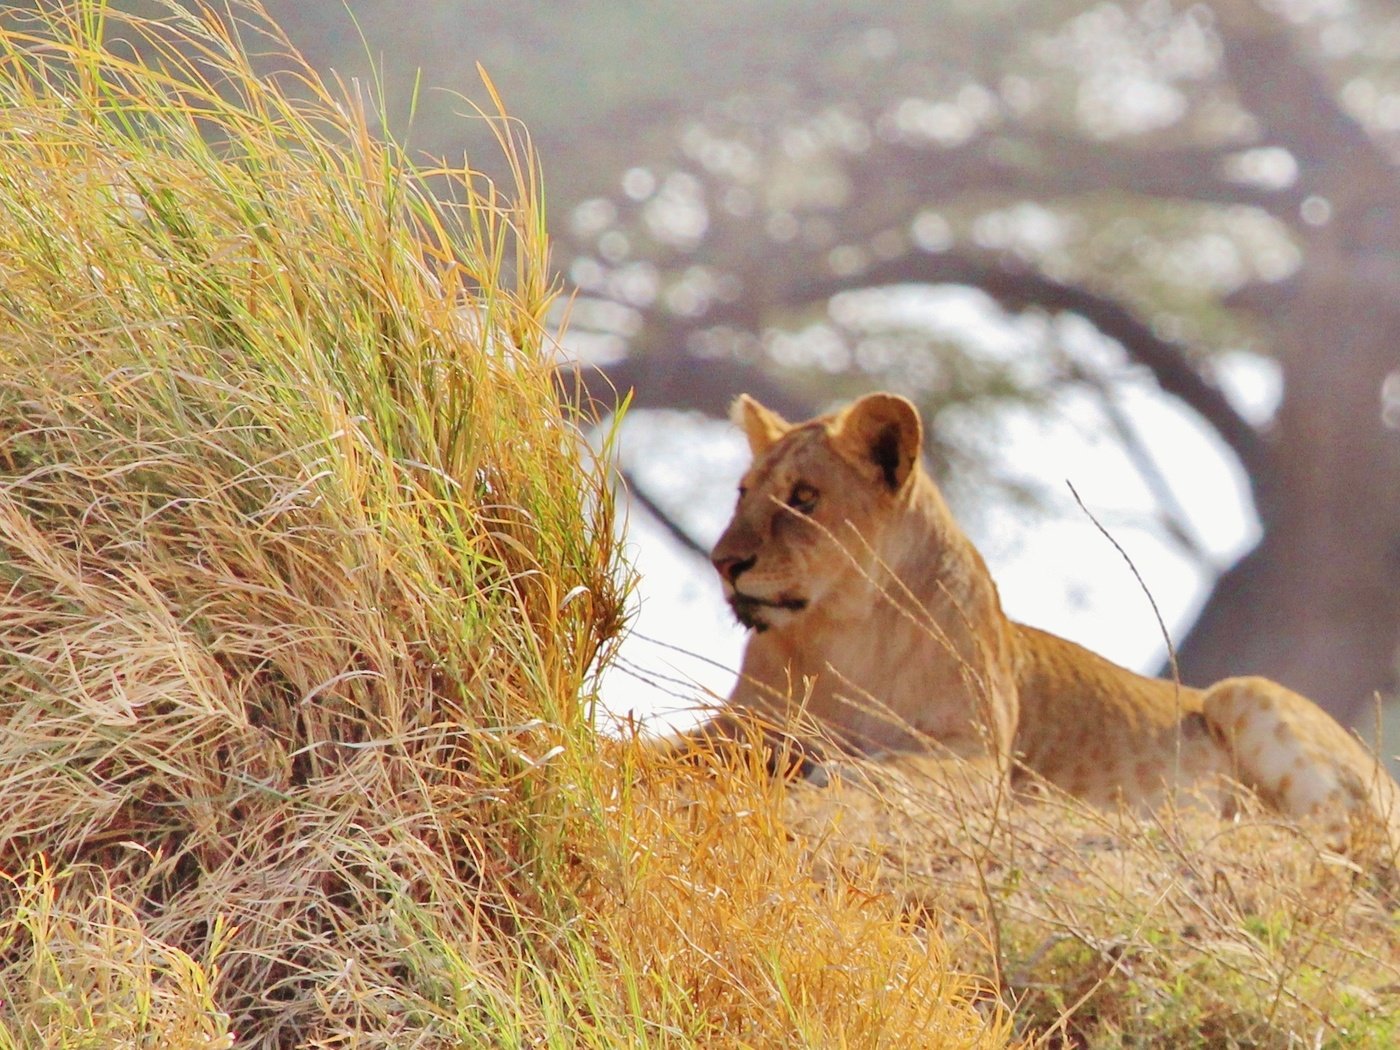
[17,1,1400,748]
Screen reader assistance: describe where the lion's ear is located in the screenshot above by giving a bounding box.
[829,393,922,492]
[730,394,791,455]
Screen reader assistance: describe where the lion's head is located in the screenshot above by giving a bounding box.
[711,392,924,632]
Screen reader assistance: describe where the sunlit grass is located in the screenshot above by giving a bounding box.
[0,0,613,1043]
[0,3,1005,1047]
[579,736,1009,1049]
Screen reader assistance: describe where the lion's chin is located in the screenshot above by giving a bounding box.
[729,593,808,632]
[731,599,770,632]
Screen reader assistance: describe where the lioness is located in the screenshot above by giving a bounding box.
[690,390,1400,855]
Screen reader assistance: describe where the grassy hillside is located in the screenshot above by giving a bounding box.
[786,751,1400,1048]
[0,3,1004,1046]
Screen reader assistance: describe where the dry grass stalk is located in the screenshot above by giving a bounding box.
[580,737,1012,1048]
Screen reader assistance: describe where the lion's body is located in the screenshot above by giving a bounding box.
[703,392,1400,857]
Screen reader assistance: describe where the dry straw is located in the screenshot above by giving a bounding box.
[783,732,1400,1046]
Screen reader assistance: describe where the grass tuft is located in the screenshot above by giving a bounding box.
[0,0,624,1043]
[579,743,1010,1048]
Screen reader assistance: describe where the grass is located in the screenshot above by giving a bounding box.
[784,751,1400,1047]
[581,743,1006,1048]
[0,3,1004,1047]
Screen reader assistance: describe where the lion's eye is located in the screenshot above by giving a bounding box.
[787,483,819,514]
[738,485,748,500]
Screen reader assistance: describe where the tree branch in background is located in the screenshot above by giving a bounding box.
[615,249,1278,519]
[1214,4,1392,183]
[559,349,815,423]
[620,468,710,561]
[843,135,1308,222]
[1067,358,1211,566]
[847,254,1275,503]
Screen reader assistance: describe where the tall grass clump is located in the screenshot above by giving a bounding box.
[0,3,1009,1047]
[0,0,626,1043]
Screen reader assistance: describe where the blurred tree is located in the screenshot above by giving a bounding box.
[545,0,1400,726]
[15,0,1393,722]
[562,0,1394,728]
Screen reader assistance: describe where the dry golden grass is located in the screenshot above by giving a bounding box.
[579,741,1010,1048]
[0,0,612,1044]
[782,751,1400,1047]
[0,4,1005,1047]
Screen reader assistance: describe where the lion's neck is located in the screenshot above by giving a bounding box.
[884,473,1003,617]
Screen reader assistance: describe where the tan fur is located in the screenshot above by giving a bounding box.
[698,392,1400,860]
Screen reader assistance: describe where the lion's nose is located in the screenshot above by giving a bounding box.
[712,553,756,584]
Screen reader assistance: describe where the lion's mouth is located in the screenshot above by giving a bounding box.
[728,591,807,631]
